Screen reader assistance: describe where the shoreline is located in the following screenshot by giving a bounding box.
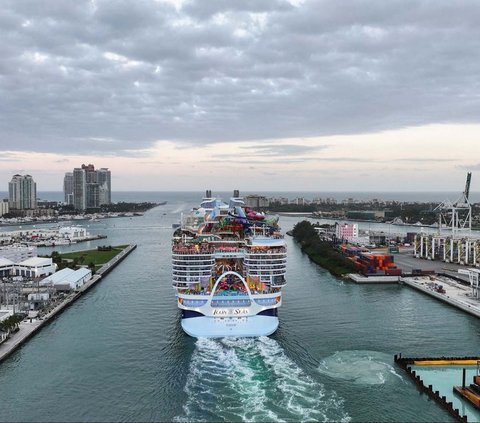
[0,244,137,365]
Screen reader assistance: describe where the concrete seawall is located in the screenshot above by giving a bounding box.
[0,244,137,364]
[401,277,480,319]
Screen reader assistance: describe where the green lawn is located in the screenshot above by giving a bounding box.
[60,245,129,268]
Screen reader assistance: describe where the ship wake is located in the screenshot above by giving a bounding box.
[175,337,350,422]
[317,350,403,385]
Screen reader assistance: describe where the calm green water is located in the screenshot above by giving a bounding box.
[0,193,479,422]
[412,365,480,422]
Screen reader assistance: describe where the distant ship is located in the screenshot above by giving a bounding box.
[172,190,287,337]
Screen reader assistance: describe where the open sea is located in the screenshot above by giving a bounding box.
[0,192,479,422]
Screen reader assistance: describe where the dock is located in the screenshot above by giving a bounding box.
[346,271,480,319]
[348,273,400,284]
[395,354,480,422]
[0,244,137,364]
[401,276,480,319]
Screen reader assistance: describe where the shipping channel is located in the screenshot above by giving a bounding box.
[0,192,478,422]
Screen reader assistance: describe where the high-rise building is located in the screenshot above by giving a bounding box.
[63,172,74,205]
[8,174,37,210]
[0,199,9,216]
[73,168,86,210]
[97,168,111,205]
[71,164,111,210]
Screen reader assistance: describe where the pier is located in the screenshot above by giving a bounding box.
[401,276,480,319]
[395,354,480,422]
[0,244,137,364]
[346,270,480,319]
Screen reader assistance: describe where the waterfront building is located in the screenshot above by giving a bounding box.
[40,268,75,286]
[0,245,37,263]
[63,172,74,205]
[62,268,92,290]
[8,174,37,210]
[71,164,111,210]
[336,223,359,241]
[0,258,14,277]
[14,257,55,278]
[0,199,8,216]
[40,267,91,291]
[59,226,87,239]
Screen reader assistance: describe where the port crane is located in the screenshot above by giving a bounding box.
[436,172,472,236]
[458,268,480,299]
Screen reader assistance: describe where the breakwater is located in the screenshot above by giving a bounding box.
[0,244,137,364]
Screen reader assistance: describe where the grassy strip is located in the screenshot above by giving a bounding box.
[292,221,355,277]
[53,245,129,271]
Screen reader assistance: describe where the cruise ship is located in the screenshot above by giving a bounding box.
[172,190,287,337]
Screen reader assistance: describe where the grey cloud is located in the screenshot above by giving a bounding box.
[238,144,328,156]
[396,158,458,163]
[1,0,480,156]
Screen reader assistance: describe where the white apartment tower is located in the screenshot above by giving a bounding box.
[8,174,37,210]
[71,164,111,210]
[63,172,74,205]
[73,168,86,210]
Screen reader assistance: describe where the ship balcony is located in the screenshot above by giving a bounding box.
[172,256,214,262]
[245,261,286,267]
[270,275,287,287]
[172,248,214,256]
[172,276,209,283]
[172,267,212,273]
[244,258,286,265]
[245,253,286,259]
[245,255,287,263]
[246,270,286,277]
[172,258,214,264]
[244,264,287,271]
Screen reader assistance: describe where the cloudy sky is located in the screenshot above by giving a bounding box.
[1,0,479,191]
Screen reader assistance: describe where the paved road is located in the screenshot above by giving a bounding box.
[393,251,471,282]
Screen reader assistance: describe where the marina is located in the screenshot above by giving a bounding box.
[0,226,106,247]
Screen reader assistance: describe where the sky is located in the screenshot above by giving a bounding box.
[1,0,480,192]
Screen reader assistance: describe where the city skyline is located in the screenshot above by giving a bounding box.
[1,1,480,191]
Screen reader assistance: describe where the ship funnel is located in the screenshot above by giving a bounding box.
[206,189,212,198]
[233,189,240,198]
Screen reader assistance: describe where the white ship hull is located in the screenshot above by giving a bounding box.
[181,315,279,338]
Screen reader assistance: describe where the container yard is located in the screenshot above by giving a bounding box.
[343,248,401,276]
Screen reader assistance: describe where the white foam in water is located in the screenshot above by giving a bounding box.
[317,350,403,386]
[175,337,350,422]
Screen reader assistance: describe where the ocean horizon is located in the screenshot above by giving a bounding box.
[1,190,479,203]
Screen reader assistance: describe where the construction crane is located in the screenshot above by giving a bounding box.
[436,172,472,236]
